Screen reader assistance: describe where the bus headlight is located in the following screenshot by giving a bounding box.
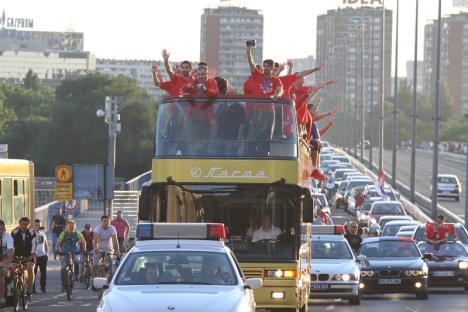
[265,269,296,278]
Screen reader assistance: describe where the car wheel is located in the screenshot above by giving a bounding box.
[416,290,428,300]
[349,294,361,305]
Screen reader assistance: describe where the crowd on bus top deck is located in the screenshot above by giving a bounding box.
[152,44,341,180]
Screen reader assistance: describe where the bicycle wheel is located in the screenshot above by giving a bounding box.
[84,264,91,289]
[12,276,21,312]
[66,269,74,301]
[20,278,28,310]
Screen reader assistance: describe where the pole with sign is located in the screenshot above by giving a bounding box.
[54,164,73,200]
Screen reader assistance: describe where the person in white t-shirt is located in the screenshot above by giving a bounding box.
[92,215,119,281]
[251,214,282,242]
[0,219,14,307]
[33,219,48,293]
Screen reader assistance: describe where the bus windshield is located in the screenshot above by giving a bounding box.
[148,183,301,262]
[155,98,298,159]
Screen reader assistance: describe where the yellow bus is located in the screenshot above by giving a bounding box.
[139,97,314,311]
[0,159,35,232]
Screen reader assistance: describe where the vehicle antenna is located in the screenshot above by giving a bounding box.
[176,232,181,248]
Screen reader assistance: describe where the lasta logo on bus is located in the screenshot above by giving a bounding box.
[191,167,269,179]
[343,0,383,4]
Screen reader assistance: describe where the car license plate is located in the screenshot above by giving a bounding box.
[378,279,401,285]
[312,283,329,289]
[433,271,455,277]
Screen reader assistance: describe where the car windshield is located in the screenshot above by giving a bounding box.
[312,241,353,260]
[414,226,468,244]
[372,203,404,215]
[438,177,457,184]
[115,251,238,286]
[366,189,397,201]
[346,180,373,192]
[155,99,297,158]
[359,241,420,258]
[419,243,468,257]
[383,224,412,236]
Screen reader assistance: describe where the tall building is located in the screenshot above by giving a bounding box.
[96,59,179,101]
[200,5,263,91]
[0,20,94,86]
[316,7,393,108]
[424,12,468,115]
[289,55,316,85]
[406,61,425,93]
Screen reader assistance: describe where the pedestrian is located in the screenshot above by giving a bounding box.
[344,222,363,253]
[110,211,130,254]
[33,219,48,293]
[0,219,14,308]
[51,207,66,259]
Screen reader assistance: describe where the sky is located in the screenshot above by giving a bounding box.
[1,0,465,76]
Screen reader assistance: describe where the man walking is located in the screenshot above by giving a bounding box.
[110,211,130,253]
[33,219,48,293]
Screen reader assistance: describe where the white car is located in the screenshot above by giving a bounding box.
[94,223,262,312]
[436,174,461,201]
[310,226,361,305]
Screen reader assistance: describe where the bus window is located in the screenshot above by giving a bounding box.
[1,178,13,225]
[14,180,18,196]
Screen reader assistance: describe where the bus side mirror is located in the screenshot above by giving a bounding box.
[138,186,151,221]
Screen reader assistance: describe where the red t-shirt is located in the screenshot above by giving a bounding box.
[159,80,178,97]
[249,69,283,97]
[279,74,298,99]
[171,74,196,96]
[191,79,219,97]
[244,76,255,96]
[425,223,457,241]
[184,102,215,124]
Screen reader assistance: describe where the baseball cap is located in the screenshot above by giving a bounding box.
[84,224,91,229]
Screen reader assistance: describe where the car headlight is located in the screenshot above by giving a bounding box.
[360,270,374,277]
[459,261,468,269]
[406,270,425,277]
[333,274,355,281]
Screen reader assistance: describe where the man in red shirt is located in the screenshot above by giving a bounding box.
[162,49,195,96]
[425,215,458,246]
[244,46,283,156]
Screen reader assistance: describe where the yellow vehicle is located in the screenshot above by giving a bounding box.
[139,97,314,311]
[0,159,35,231]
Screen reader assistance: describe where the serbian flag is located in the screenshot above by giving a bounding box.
[375,170,387,198]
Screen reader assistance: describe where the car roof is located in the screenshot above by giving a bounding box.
[312,234,347,241]
[362,237,415,243]
[384,220,419,226]
[133,240,227,253]
[438,174,457,178]
[379,215,412,220]
[372,200,402,205]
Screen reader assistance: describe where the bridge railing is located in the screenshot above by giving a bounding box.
[125,170,151,191]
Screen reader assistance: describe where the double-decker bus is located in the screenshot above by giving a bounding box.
[0,159,35,231]
[139,96,314,311]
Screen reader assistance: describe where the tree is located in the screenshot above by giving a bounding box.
[0,90,16,136]
[23,69,40,91]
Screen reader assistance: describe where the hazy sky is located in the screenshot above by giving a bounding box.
[1,0,464,76]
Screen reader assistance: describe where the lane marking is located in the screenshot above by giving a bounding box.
[326,305,335,310]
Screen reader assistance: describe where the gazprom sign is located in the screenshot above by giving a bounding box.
[0,10,34,29]
[343,0,384,4]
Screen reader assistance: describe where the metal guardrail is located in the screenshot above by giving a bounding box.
[342,148,464,224]
[125,170,151,191]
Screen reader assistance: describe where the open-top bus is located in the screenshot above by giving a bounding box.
[139,96,314,311]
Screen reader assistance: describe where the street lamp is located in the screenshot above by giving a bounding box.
[410,0,419,203]
[96,96,126,217]
[391,0,400,189]
[379,0,386,176]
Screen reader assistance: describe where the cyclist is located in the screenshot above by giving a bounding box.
[92,215,120,284]
[56,220,86,292]
[80,224,94,282]
[0,220,14,308]
[11,217,36,300]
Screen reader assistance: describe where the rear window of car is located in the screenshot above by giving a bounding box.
[372,203,404,215]
[438,177,457,184]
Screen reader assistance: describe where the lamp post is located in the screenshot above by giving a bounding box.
[379,0,386,175]
[465,113,468,227]
[410,0,419,203]
[391,0,399,188]
[360,8,365,163]
[431,0,442,220]
[369,5,375,169]
[97,96,126,217]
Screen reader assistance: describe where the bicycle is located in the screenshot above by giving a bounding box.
[11,256,29,311]
[82,251,92,289]
[96,252,113,300]
[61,252,75,301]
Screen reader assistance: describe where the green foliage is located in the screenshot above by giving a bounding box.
[23,69,40,91]
[0,72,157,179]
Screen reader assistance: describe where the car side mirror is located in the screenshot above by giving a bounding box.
[93,277,108,289]
[245,278,263,290]
[357,255,368,264]
[423,253,433,260]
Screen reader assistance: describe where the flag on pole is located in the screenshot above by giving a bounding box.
[375,170,387,198]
